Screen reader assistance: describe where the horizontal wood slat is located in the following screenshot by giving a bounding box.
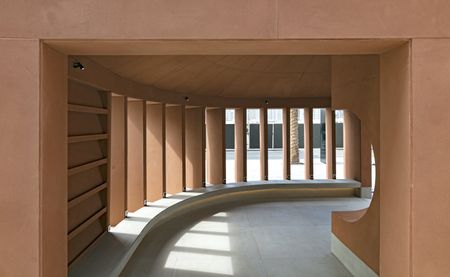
[68,183,108,209]
[68,133,108,143]
[68,207,107,241]
[69,104,108,114]
[68,158,107,176]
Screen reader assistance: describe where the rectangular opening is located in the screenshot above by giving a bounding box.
[267,108,283,180]
[246,109,260,181]
[225,109,235,183]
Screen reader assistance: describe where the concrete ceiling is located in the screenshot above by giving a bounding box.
[90,55,331,98]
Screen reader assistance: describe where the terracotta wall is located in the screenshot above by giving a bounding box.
[165,105,186,194]
[379,43,411,277]
[343,110,361,181]
[0,39,41,277]
[331,55,381,272]
[259,108,268,180]
[303,107,313,179]
[110,95,126,225]
[41,44,68,277]
[206,108,225,184]
[325,108,336,179]
[127,100,145,212]
[185,107,205,189]
[234,108,247,182]
[146,103,166,201]
[2,1,450,39]
[333,55,379,185]
[410,39,450,276]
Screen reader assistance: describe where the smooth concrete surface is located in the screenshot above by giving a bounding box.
[410,39,450,276]
[282,108,290,180]
[331,55,380,273]
[3,1,450,39]
[127,100,145,212]
[303,108,314,179]
[379,43,411,277]
[326,108,336,179]
[331,234,378,277]
[69,180,361,277]
[146,103,166,201]
[343,111,361,181]
[123,199,370,276]
[2,1,450,274]
[0,39,42,277]
[259,107,268,180]
[185,107,205,189]
[90,56,331,99]
[41,44,68,277]
[206,108,226,184]
[234,108,247,182]
[165,105,186,194]
[110,96,127,226]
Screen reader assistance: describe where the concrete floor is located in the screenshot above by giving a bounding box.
[121,198,370,277]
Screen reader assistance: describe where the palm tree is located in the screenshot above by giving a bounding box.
[290,108,299,164]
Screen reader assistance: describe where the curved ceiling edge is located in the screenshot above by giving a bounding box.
[69,56,331,108]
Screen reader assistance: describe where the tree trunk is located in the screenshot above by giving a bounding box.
[290,108,299,164]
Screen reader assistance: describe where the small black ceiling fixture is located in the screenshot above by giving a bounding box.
[72,61,85,71]
[184,96,190,102]
[264,99,269,105]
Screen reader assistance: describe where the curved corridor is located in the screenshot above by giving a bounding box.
[122,198,370,277]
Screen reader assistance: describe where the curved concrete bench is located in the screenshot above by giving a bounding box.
[69,180,360,277]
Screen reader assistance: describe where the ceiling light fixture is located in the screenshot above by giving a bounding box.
[72,61,85,71]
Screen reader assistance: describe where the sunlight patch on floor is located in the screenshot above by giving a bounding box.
[165,211,233,275]
[164,251,234,275]
[175,232,231,251]
[190,221,230,234]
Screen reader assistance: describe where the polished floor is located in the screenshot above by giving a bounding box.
[121,198,370,277]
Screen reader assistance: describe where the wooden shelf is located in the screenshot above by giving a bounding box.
[68,207,107,241]
[68,133,108,143]
[68,183,108,209]
[68,104,108,115]
[68,158,108,176]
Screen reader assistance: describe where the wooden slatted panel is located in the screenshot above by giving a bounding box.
[68,133,108,143]
[67,79,110,265]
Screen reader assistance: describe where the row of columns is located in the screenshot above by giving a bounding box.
[109,97,357,226]
[109,98,227,225]
[234,107,337,182]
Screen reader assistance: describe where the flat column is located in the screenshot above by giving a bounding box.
[41,44,68,277]
[304,107,314,179]
[146,103,166,201]
[127,100,145,212]
[234,108,247,182]
[0,36,68,277]
[326,108,337,179]
[343,110,361,181]
[206,108,225,184]
[283,108,291,180]
[185,107,205,189]
[165,105,186,194]
[110,95,126,225]
[260,107,268,180]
